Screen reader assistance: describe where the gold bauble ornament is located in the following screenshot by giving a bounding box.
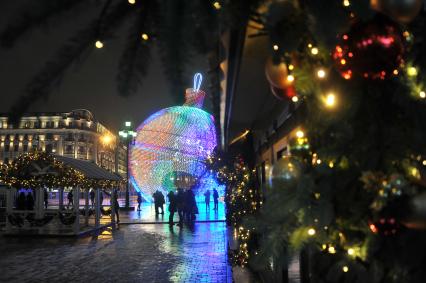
[265,56,290,89]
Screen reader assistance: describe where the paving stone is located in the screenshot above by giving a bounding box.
[0,222,232,283]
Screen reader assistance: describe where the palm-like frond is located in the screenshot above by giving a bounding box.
[0,0,87,48]
[156,0,193,103]
[116,3,154,97]
[9,1,133,122]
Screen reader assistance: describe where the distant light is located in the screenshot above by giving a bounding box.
[311,47,319,55]
[340,59,346,65]
[317,69,326,79]
[328,246,336,254]
[347,248,355,256]
[288,64,294,71]
[213,1,221,9]
[95,40,104,49]
[128,0,136,4]
[420,91,426,98]
[125,121,131,127]
[296,130,304,138]
[325,93,336,108]
[342,266,349,273]
[328,161,334,168]
[316,159,322,165]
[343,0,350,7]
[393,69,399,75]
[422,160,426,166]
[307,228,316,236]
[287,75,295,83]
[292,96,299,103]
[308,43,313,48]
[273,44,279,51]
[141,33,149,41]
[408,66,418,76]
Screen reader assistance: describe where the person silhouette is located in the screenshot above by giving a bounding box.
[204,190,210,210]
[137,192,143,211]
[26,192,35,210]
[167,190,177,225]
[213,188,219,210]
[67,191,73,209]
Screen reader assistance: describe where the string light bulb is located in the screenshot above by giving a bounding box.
[213,1,221,9]
[296,130,304,138]
[347,248,355,256]
[343,0,350,7]
[420,91,426,98]
[288,64,294,71]
[95,40,104,49]
[141,33,149,41]
[308,228,316,236]
[311,47,319,55]
[317,69,326,79]
[292,96,299,103]
[342,266,349,273]
[128,0,136,4]
[407,66,418,76]
[328,246,336,254]
[287,75,295,83]
[273,44,279,51]
[324,93,336,108]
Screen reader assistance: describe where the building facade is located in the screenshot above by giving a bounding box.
[0,109,127,178]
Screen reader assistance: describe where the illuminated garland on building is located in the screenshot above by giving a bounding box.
[1,152,121,189]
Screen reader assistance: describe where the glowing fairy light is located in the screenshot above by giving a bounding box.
[292,96,299,103]
[317,69,326,79]
[307,228,316,236]
[324,93,336,108]
[95,40,104,48]
[273,44,279,51]
[141,33,149,41]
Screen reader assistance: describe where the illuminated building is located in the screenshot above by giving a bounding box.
[0,109,127,177]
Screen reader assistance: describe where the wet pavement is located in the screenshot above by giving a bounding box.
[122,201,226,223]
[0,222,232,283]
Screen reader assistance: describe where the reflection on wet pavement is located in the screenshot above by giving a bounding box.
[0,222,232,283]
[122,201,226,223]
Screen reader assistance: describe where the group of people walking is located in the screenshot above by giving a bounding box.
[148,188,220,226]
[16,189,49,210]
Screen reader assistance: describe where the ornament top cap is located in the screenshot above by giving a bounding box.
[184,73,206,108]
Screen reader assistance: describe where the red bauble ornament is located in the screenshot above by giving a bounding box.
[333,16,405,80]
[265,56,290,89]
[369,218,401,236]
[270,85,296,100]
[371,0,423,24]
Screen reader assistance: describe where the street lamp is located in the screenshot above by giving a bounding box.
[119,121,137,209]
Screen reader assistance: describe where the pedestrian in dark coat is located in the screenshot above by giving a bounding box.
[137,192,143,211]
[167,190,177,225]
[16,192,26,210]
[176,188,185,226]
[213,188,219,210]
[26,192,35,210]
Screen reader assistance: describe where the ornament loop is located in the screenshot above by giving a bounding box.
[193,73,203,91]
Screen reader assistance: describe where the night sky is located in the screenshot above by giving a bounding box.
[0,1,279,141]
[0,1,209,133]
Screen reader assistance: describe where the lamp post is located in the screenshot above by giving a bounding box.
[119,121,136,210]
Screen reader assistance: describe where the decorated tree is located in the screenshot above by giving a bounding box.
[241,0,426,282]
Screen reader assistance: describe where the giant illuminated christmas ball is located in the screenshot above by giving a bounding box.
[129,74,218,200]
